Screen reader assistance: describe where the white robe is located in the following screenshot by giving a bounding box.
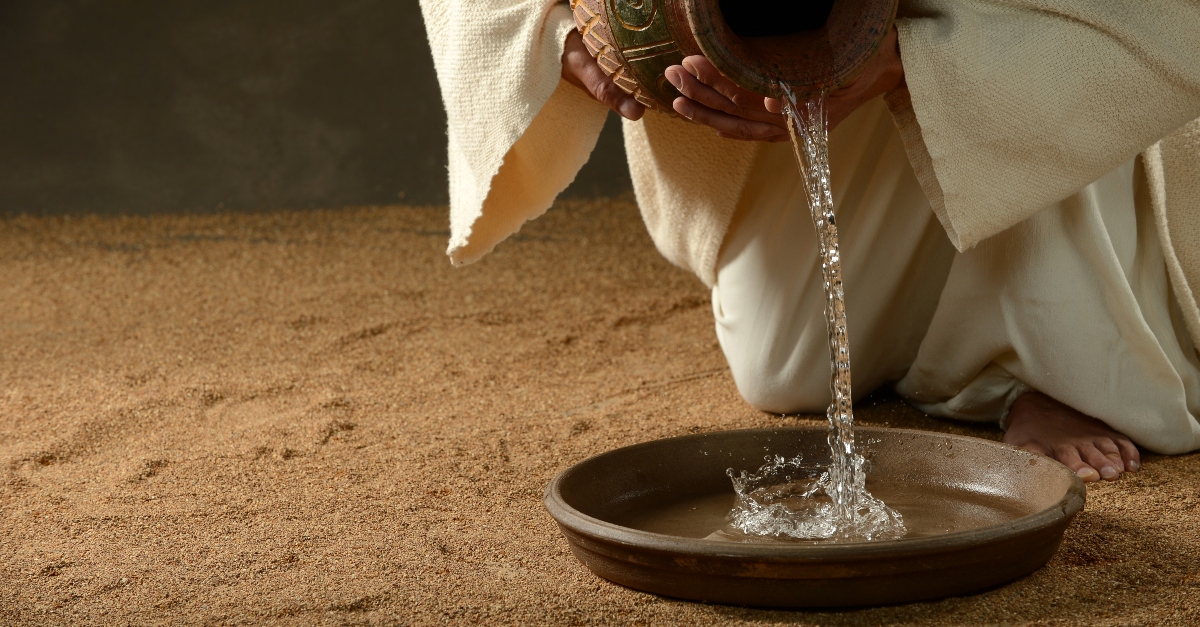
[714,98,1200,455]
[420,0,1200,453]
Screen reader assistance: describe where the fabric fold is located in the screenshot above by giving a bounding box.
[1149,119,1200,347]
[888,0,1200,251]
[420,0,609,266]
[624,113,759,287]
[424,0,1200,326]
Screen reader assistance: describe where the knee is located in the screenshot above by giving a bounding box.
[720,337,827,414]
[737,371,826,414]
[713,281,829,414]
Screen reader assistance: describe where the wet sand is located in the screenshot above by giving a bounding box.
[2,198,1198,625]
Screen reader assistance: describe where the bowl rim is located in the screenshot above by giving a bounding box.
[544,425,1087,561]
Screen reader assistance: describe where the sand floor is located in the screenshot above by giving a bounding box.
[2,198,1198,625]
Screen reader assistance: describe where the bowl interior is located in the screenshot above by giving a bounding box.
[556,427,1077,543]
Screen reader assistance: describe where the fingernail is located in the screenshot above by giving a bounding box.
[1129,460,1140,471]
[1076,467,1097,480]
[674,99,693,119]
[1100,465,1119,480]
[665,68,681,89]
[618,100,640,120]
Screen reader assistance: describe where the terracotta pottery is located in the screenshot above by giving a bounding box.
[568,0,899,113]
[544,426,1086,608]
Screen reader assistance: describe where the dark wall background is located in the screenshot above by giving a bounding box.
[0,0,631,215]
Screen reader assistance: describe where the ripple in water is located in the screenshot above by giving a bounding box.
[721,84,905,543]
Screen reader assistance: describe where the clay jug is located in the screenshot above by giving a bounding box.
[569,0,898,113]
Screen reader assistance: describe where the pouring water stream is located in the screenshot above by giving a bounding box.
[721,84,905,542]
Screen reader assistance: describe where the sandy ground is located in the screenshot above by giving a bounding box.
[2,198,1199,626]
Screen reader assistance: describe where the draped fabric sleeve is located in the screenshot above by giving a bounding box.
[885,0,1200,251]
[623,113,758,288]
[420,0,610,266]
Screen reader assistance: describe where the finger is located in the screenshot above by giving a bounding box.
[560,31,592,90]
[667,64,784,126]
[764,97,783,115]
[1053,445,1099,482]
[562,34,644,120]
[1116,438,1141,472]
[673,97,789,142]
[680,56,768,109]
[716,130,789,143]
[579,60,645,120]
[596,81,645,121]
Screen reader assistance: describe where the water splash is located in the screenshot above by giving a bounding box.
[721,84,904,542]
[722,453,905,542]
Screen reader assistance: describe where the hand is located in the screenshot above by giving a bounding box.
[664,57,790,142]
[665,26,905,140]
[561,30,645,121]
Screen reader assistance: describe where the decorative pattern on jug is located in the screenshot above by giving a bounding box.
[570,0,686,113]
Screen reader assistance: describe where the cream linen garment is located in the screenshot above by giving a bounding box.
[419,0,757,284]
[422,0,1200,329]
[419,0,609,266]
[422,1,1200,451]
[714,99,1200,455]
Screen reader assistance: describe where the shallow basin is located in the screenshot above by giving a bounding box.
[544,426,1085,608]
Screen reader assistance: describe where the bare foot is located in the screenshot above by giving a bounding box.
[1004,391,1141,482]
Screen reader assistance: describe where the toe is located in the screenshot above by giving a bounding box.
[1116,438,1141,472]
[1080,443,1121,480]
[1053,446,1099,482]
[1095,439,1127,477]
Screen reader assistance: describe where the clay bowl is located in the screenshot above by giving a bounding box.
[544,426,1085,608]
